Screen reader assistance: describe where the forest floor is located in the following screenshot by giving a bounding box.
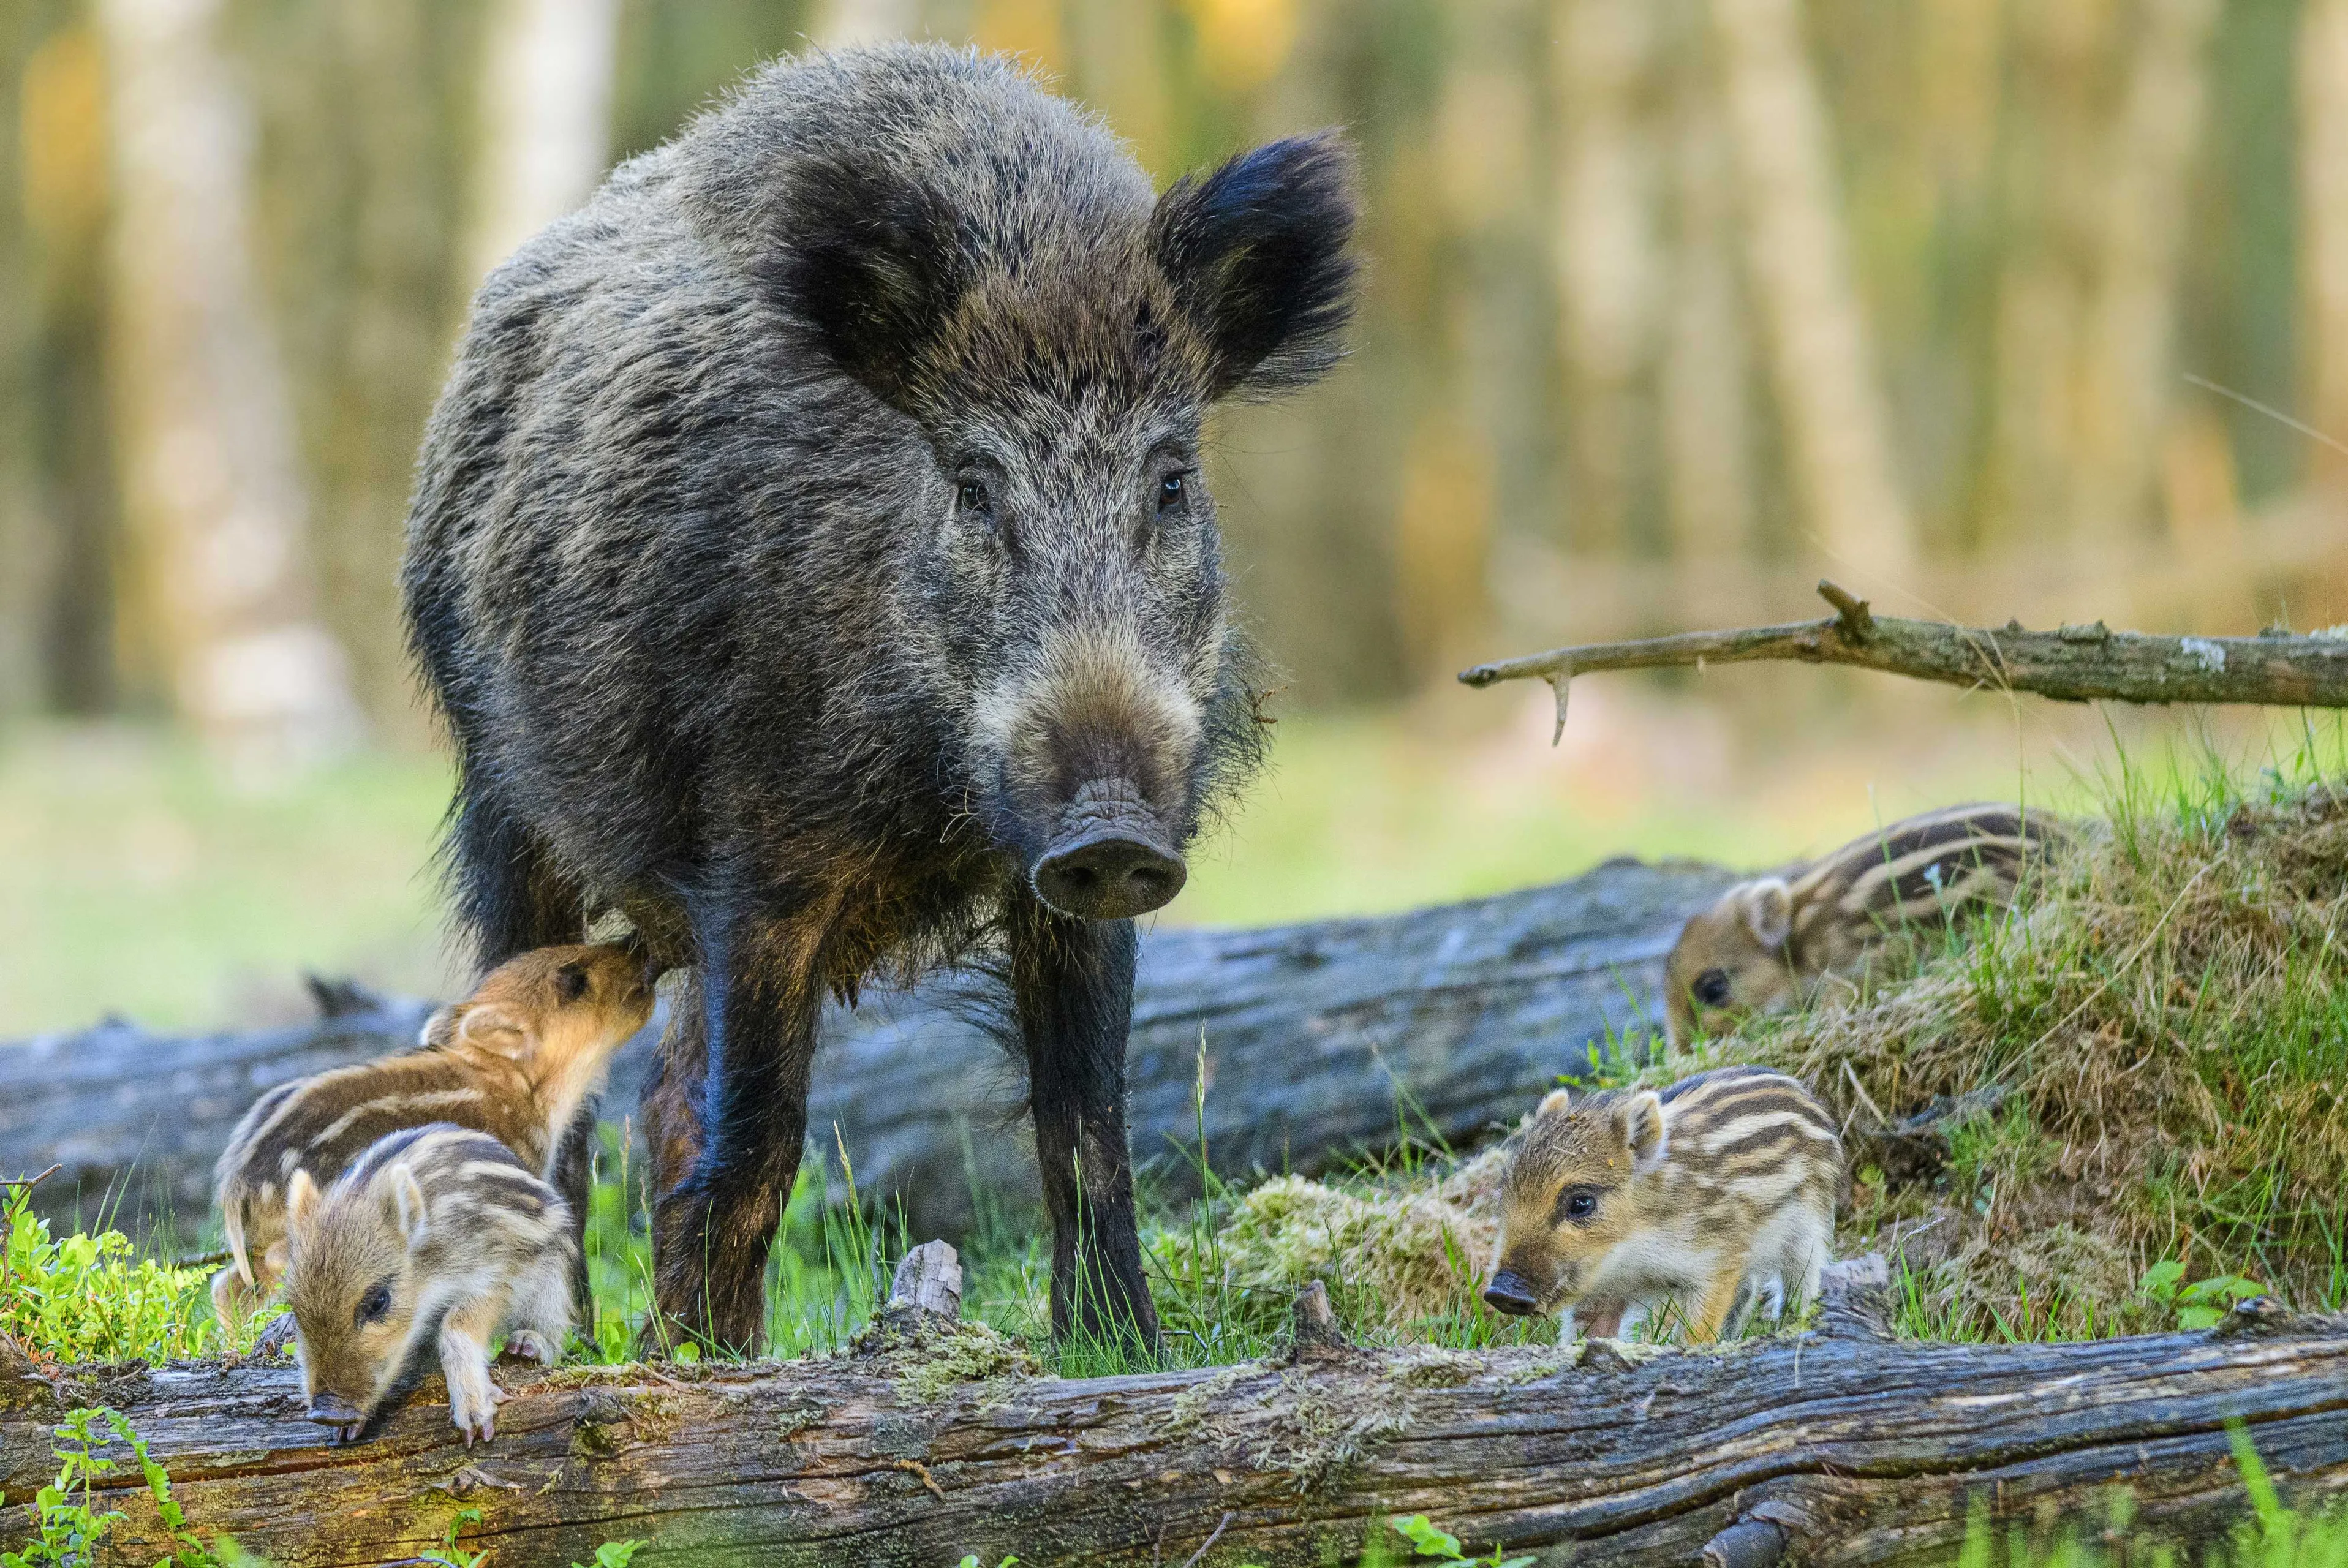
[8,730,2348,1564]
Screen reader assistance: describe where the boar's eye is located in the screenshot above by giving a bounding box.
[356,1281,393,1325]
[1157,471,1188,516]
[554,964,589,1004]
[957,477,992,514]
[1692,967,1734,1008]
[1556,1188,1600,1224]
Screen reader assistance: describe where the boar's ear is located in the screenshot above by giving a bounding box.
[767,155,969,410]
[1738,878,1794,954]
[1153,132,1359,399]
[1614,1091,1669,1172]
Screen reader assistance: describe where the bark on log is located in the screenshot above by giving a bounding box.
[0,859,1736,1239]
[1460,579,2348,739]
[2,1308,2341,1566]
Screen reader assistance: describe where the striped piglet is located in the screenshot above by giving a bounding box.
[1664,803,2067,1047]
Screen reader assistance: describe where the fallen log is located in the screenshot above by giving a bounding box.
[1459,579,2348,741]
[0,859,1736,1238]
[1,1296,2341,1566]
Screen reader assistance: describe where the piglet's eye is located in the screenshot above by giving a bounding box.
[1693,968,1734,1008]
[554,965,589,1004]
[1565,1192,1598,1220]
[356,1283,393,1325]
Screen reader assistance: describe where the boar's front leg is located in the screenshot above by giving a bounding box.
[1008,888,1160,1355]
[646,910,820,1356]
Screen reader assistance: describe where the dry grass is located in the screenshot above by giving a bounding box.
[1172,764,2348,1348]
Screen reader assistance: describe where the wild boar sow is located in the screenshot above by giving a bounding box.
[401,46,1357,1352]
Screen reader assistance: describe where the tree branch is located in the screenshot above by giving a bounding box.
[1459,580,2348,741]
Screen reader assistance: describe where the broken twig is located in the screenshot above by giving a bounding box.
[1459,581,2348,741]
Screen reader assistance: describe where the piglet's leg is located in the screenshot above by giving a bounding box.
[500,1253,575,1366]
[1686,1257,1753,1344]
[1574,1300,1627,1340]
[439,1295,510,1447]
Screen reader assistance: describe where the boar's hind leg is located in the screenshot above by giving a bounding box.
[647,920,820,1356]
[1008,890,1161,1355]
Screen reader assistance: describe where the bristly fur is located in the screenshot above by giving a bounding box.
[1665,804,2071,1047]
[399,44,1357,1354]
[1486,1065,1842,1343]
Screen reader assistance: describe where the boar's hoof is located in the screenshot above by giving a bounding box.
[1033,829,1186,920]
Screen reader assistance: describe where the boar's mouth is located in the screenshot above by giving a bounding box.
[1029,777,1187,921]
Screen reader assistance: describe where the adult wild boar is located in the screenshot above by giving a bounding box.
[401,46,1356,1352]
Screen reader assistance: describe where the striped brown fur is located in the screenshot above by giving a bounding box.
[1482,1065,1842,1343]
[1664,803,2069,1047]
[283,1123,575,1444]
[211,943,651,1327]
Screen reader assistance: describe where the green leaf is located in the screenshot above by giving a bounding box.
[1394,1514,1465,1561]
[2137,1258,2184,1298]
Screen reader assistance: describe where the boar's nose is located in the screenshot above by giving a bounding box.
[1031,778,1187,921]
[1482,1271,1542,1317]
[1033,831,1187,921]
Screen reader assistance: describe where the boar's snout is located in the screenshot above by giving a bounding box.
[1031,778,1187,921]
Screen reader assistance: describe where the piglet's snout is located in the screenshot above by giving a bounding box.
[1482,1270,1541,1317]
[1032,778,1186,921]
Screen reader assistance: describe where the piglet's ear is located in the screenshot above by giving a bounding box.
[457,1004,529,1058]
[1738,878,1794,954]
[420,1005,459,1050]
[766,156,970,411]
[1153,133,1359,399]
[286,1169,322,1241]
[1537,1088,1573,1117]
[391,1166,429,1248]
[1615,1091,1669,1172]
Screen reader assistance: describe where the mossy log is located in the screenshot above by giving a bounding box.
[1459,579,2348,741]
[0,859,1736,1238]
[1,1304,2342,1566]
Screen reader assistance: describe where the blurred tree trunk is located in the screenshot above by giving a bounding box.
[2303,0,2348,489]
[1978,1,2104,559]
[813,0,919,47]
[1392,0,1547,674]
[2069,0,2219,546]
[20,17,121,717]
[1550,0,1659,562]
[1711,0,1916,582]
[95,0,358,765]
[0,9,39,717]
[1658,2,1755,574]
[236,0,487,739]
[1202,0,1410,703]
[1065,0,1170,177]
[464,0,621,288]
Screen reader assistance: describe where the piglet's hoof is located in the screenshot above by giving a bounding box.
[448,1374,510,1448]
[499,1330,562,1365]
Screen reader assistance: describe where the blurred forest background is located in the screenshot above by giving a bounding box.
[4,0,2348,1031]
